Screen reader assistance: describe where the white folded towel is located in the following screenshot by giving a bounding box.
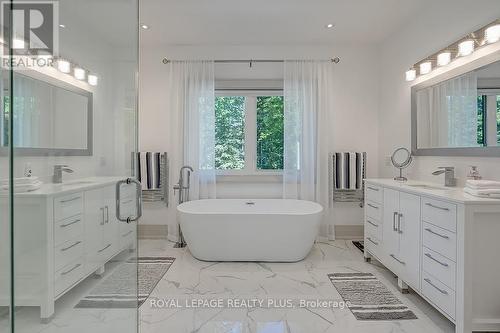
[464,187,500,199]
[465,179,500,190]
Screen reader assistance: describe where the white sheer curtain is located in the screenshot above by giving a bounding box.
[166,61,216,241]
[283,60,334,237]
[416,72,478,148]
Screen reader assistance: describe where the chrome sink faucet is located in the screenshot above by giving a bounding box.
[53,165,74,183]
[432,167,457,187]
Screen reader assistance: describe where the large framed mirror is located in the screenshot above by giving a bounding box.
[411,58,500,156]
[0,72,93,156]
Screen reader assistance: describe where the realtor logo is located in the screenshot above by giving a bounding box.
[1,1,58,64]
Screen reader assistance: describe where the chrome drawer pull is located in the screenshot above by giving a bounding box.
[122,230,133,237]
[61,241,82,252]
[393,212,398,231]
[425,253,449,267]
[366,237,378,245]
[367,203,379,209]
[122,199,133,205]
[390,254,406,265]
[424,228,450,239]
[98,243,112,253]
[424,278,448,295]
[61,263,82,276]
[60,196,81,204]
[60,219,80,228]
[425,202,449,211]
[367,186,379,192]
[367,220,378,227]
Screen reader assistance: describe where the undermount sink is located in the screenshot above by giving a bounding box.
[407,184,448,190]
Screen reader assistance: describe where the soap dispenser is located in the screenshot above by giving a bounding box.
[467,166,482,180]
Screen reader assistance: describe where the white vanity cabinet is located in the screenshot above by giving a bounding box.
[382,189,421,290]
[85,186,119,273]
[364,179,500,333]
[0,177,138,321]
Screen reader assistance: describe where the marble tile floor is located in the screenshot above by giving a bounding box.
[0,239,455,333]
[139,239,455,333]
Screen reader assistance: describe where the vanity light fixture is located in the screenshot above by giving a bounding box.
[59,24,66,28]
[141,24,149,30]
[12,38,24,49]
[437,52,451,66]
[74,67,86,80]
[325,23,334,28]
[419,61,432,75]
[485,24,500,44]
[56,59,71,73]
[88,74,98,86]
[458,40,475,56]
[405,20,499,81]
[405,69,416,81]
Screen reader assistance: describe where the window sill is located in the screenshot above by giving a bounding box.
[216,172,282,183]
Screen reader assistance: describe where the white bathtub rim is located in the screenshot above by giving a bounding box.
[177,199,324,216]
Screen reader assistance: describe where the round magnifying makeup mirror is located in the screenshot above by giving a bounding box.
[391,147,413,182]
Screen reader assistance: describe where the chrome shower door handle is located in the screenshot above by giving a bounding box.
[116,178,143,223]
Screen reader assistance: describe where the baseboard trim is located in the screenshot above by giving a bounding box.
[138,224,168,240]
[334,225,364,240]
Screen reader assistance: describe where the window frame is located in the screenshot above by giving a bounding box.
[478,89,500,147]
[215,90,284,176]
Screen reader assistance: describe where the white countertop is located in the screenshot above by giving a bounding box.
[365,178,500,205]
[4,176,128,198]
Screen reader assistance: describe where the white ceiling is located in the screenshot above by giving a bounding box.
[140,0,431,46]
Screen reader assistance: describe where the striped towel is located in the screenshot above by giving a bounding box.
[136,152,163,190]
[334,152,365,190]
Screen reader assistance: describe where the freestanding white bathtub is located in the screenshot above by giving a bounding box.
[177,199,323,262]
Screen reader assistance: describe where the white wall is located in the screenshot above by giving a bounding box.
[139,43,380,234]
[0,19,136,183]
[378,0,500,185]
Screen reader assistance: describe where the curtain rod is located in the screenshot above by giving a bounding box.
[161,57,341,65]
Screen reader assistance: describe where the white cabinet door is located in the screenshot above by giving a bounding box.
[84,188,105,271]
[398,192,421,290]
[383,188,400,268]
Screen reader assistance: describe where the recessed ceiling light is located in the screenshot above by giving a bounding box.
[326,23,335,29]
[141,24,149,30]
[59,24,66,28]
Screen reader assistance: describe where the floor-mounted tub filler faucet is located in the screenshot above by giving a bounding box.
[432,167,457,187]
[53,165,74,183]
[173,165,193,248]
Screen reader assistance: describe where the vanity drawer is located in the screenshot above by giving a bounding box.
[422,197,457,232]
[119,224,136,248]
[55,214,84,246]
[54,193,84,221]
[422,246,456,290]
[366,185,383,204]
[55,238,84,271]
[366,201,382,221]
[55,257,85,297]
[423,222,456,261]
[365,233,381,257]
[422,271,455,319]
[365,217,382,241]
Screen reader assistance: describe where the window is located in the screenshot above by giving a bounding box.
[477,92,500,147]
[215,93,284,173]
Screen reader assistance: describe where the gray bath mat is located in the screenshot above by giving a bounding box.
[328,273,417,320]
[75,257,175,309]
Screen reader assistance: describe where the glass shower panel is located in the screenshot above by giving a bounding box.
[0,37,12,333]
[8,1,139,333]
